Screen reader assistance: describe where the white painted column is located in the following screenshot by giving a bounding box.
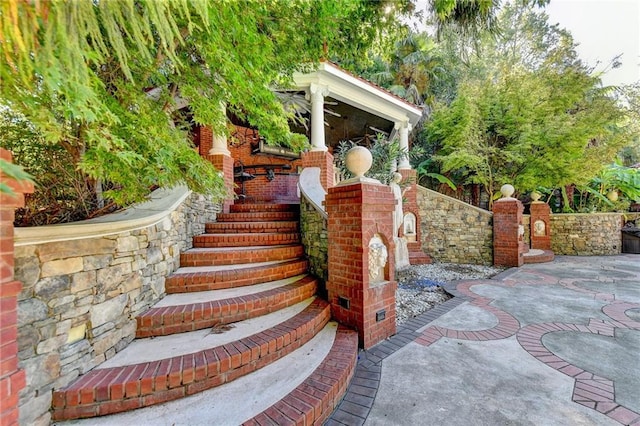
[396,121,412,170]
[209,103,230,156]
[309,83,329,152]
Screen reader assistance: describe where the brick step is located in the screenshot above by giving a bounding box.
[230,203,299,213]
[51,323,358,426]
[205,220,299,234]
[51,298,331,421]
[137,275,317,337]
[179,244,305,268]
[193,232,300,248]
[409,252,432,265]
[166,259,310,293]
[244,325,358,426]
[217,211,299,222]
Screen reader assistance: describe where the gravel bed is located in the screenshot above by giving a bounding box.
[395,262,505,325]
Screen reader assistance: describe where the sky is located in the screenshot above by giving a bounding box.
[545,0,639,87]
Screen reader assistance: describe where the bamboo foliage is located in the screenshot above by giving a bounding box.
[1,0,410,208]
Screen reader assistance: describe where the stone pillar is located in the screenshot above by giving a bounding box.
[0,149,33,426]
[492,184,525,267]
[309,83,329,152]
[301,151,334,191]
[325,147,397,349]
[201,126,234,213]
[396,121,411,170]
[530,196,551,251]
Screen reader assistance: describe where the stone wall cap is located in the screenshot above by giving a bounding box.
[337,177,381,186]
[14,185,192,246]
[298,167,328,219]
[417,186,493,217]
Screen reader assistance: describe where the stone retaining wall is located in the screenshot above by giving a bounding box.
[523,212,639,255]
[549,212,639,256]
[300,196,328,297]
[416,187,494,265]
[13,189,218,426]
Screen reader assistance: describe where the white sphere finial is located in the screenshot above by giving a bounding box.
[500,184,515,198]
[345,146,372,178]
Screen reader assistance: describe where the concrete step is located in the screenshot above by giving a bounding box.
[137,275,317,337]
[244,325,358,426]
[52,323,358,426]
[217,210,299,222]
[51,298,331,421]
[230,203,299,213]
[205,220,299,234]
[193,232,300,248]
[179,244,305,267]
[166,259,310,293]
[523,249,555,264]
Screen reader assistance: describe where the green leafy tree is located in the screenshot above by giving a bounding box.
[422,4,635,208]
[0,0,411,211]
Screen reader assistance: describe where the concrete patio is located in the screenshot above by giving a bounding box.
[329,255,640,426]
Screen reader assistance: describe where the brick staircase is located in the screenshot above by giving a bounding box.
[52,203,358,424]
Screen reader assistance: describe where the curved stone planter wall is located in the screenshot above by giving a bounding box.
[12,186,218,426]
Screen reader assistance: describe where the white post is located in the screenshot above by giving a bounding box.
[309,83,329,152]
[209,103,230,156]
[397,121,411,170]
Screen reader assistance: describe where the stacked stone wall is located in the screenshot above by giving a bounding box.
[523,212,639,255]
[13,191,218,426]
[416,187,493,265]
[300,197,328,296]
[549,213,634,255]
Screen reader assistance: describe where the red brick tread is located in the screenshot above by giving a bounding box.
[179,244,305,268]
[243,325,358,426]
[205,221,299,234]
[230,203,299,213]
[51,299,331,421]
[166,259,309,294]
[217,211,299,222]
[193,232,301,248]
[137,276,318,337]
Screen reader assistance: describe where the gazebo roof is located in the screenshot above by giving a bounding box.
[291,61,423,148]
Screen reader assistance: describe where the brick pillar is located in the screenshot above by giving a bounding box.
[205,154,234,213]
[398,169,431,264]
[530,201,551,250]
[301,151,334,191]
[325,181,397,349]
[200,126,234,213]
[0,149,33,426]
[492,195,525,267]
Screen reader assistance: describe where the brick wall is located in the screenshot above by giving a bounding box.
[0,149,34,426]
[416,186,494,265]
[229,126,302,203]
[13,190,218,426]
